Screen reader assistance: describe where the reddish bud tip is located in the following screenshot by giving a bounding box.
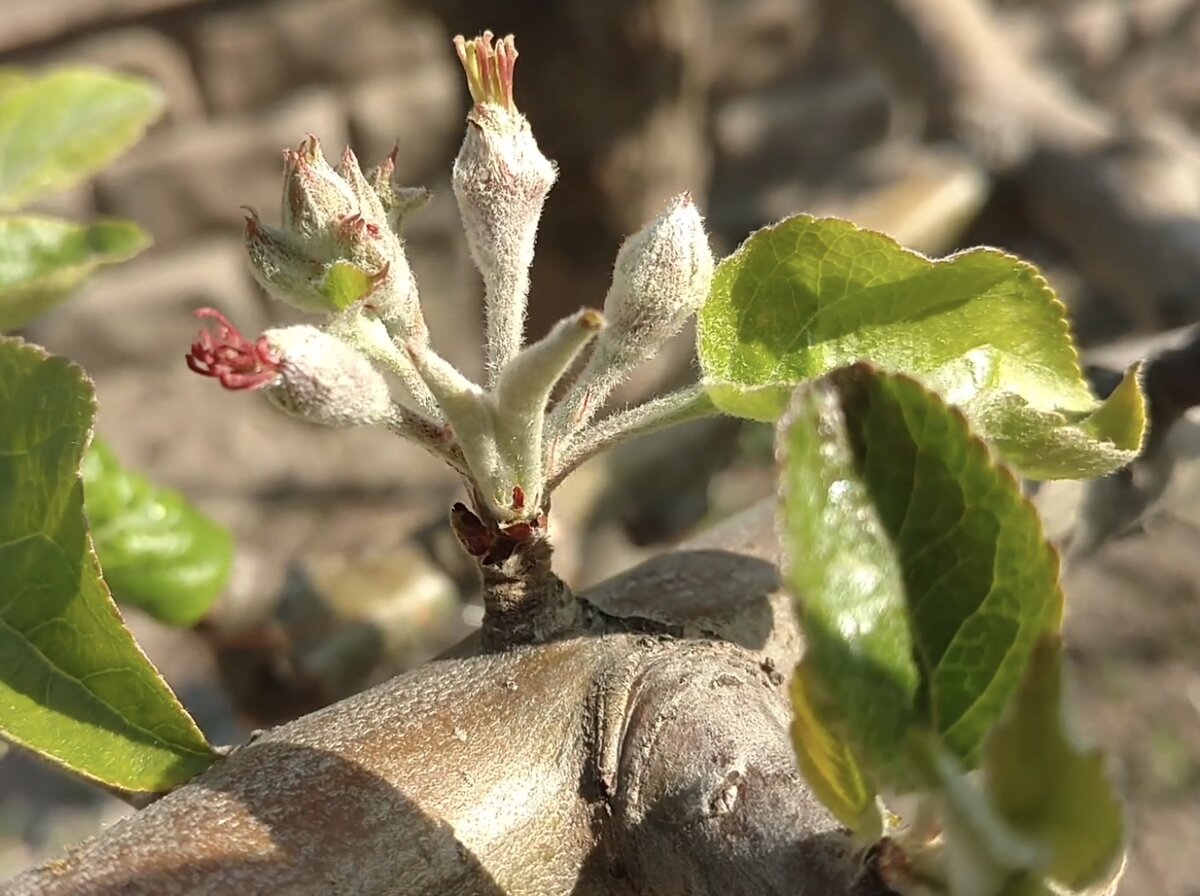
[242,207,262,237]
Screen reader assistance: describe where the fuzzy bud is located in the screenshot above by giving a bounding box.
[452,32,557,380]
[600,193,714,367]
[368,146,433,233]
[335,146,388,226]
[243,212,329,313]
[281,136,356,248]
[246,139,423,334]
[261,325,396,427]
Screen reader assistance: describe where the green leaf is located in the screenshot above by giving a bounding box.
[778,369,920,780]
[319,259,376,311]
[0,67,163,209]
[0,215,150,332]
[789,660,881,835]
[0,338,217,792]
[984,637,1125,890]
[779,366,1063,776]
[700,215,1145,479]
[84,440,232,627]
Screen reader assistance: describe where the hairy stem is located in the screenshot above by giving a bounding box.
[544,350,628,468]
[329,313,444,421]
[547,383,719,490]
[484,264,530,388]
[385,404,470,476]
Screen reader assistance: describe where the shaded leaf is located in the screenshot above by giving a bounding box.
[0,338,217,791]
[984,637,1125,890]
[0,215,150,332]
[0,68,162,209]
[789,660,880,835]
[701,215,1145,478]
[84,440,232,627]
[779,366,1063,774]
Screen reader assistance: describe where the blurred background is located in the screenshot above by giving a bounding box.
[3,0,1200,891]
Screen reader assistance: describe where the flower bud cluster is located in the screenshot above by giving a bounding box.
[187,31,718,546]
[246,136,423,339]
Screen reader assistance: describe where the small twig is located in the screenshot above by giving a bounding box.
[547,383,719,491]
[385,403,470,477]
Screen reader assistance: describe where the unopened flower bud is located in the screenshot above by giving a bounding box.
[244,211,329,313]
[261,324,395,427]
[246,169,421,332]
[281,136,356,247]
[368,146,432,232]
[335,146,387,227]
[600,193,714,366]
[452,31,557,379]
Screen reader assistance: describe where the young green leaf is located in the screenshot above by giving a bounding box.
[0,68,163,210]
[779,365,1064,779]
[83,440,233,628]
[0,338,217,792]
[778,370,920,784]
[789,659,881,836]
[703,215,1145,479]
[0,215,150,332]
[984,636,1125,892]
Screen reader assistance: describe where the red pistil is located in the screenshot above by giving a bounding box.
[185,308,282,390]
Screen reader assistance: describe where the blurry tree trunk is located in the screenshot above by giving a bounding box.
[820,0,1200,335]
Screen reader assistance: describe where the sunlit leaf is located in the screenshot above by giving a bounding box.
[0,215,149,332]
[0,338,217,791]
[0,68,162,209]
[778,368,919,783]
[702,215,1145,478]
[779,366,1063,775]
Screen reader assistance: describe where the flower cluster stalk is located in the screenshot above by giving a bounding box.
[185,31,721,647]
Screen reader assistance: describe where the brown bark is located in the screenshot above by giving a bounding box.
[2,502,890,896]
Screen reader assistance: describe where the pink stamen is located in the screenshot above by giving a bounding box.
[185,308,282,391]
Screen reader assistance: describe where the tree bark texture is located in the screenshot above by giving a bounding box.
[3,502,888,896]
